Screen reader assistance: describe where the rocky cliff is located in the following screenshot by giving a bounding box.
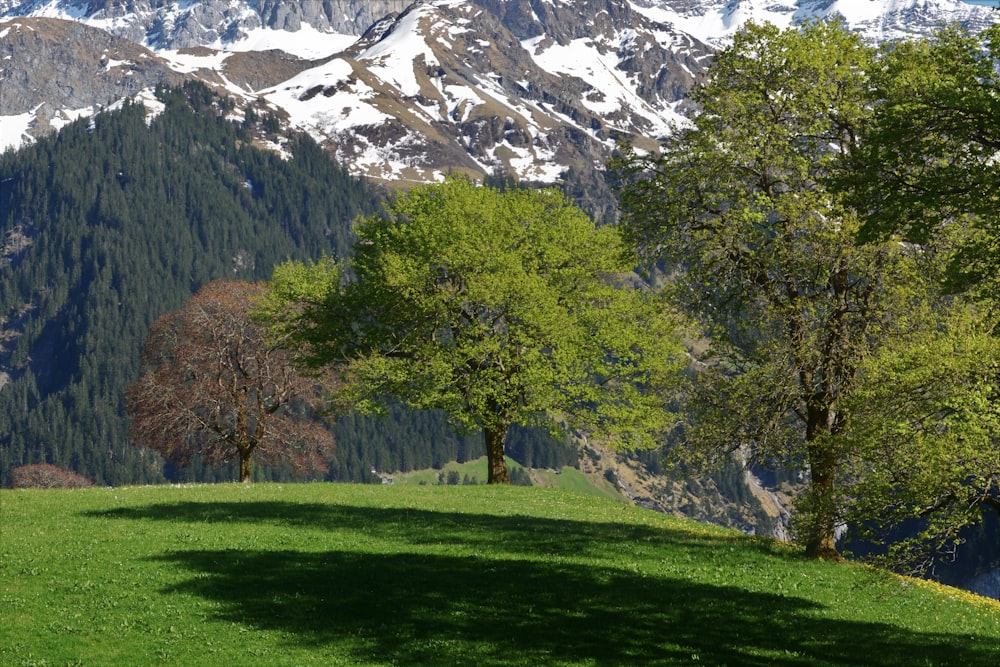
[0,17,184,142]
[0,0,412,47]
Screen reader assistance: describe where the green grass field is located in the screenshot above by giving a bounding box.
[2,483,998,666]
[387,456,623,502]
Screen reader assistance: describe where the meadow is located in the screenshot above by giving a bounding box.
[2,483,999,666]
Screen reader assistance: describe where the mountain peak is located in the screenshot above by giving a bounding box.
[0,0,415,48]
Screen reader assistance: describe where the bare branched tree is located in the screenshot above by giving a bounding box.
[126,280,334,482]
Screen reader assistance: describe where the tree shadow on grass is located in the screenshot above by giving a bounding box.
[89,500,771,562]
[152,548,997,667]
[89,501,1000,666]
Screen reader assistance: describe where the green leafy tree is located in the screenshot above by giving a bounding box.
[845,25,1000,301]
[265,177,686,484]
[612,21,978,560]
[841,305,1000,573]
[833,24,1000,571]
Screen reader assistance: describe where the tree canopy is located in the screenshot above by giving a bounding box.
[835,22,1000,570]
[841,305,1000,572]
[127,280,334,483]
[845,25,1000,301]
[265,177,687,483]
[612,20,998,563]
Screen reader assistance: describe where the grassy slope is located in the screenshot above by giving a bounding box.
[2,484,998,666]
[387,456,624,503]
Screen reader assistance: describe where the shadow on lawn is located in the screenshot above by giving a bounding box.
[90,502,999,666]
[151,548,996,667]
[90,500,765,561]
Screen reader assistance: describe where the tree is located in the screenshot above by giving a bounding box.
[845,25,1000,301]
[834,24,1000,571]
[611,21,975,560]
[841,306,1000,573]
[264,177,686,484]
[126,280,334,483]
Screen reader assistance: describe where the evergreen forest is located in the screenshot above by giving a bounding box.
[0,82,576,486]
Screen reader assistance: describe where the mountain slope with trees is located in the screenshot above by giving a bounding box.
[0,81,380,485]
[0,81,583,487]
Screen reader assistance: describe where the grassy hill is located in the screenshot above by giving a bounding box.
[2,484,998,666]
[385,456,625,503]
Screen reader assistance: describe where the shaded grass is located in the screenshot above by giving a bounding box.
[2,484,998,666]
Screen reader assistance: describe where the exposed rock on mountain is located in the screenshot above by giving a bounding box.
[0,0,413,48]
[0,17,183,143]
[0,18,181,113]
[3,1,998,186]
[631,0,1000,44]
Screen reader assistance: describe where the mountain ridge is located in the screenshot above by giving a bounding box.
[4,1,998,186]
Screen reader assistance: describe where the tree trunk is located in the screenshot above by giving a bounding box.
[804,454,840,560]
[239,451,253,483]
[803,406,841,560]
[484,423,510,484]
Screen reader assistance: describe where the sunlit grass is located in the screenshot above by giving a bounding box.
[2,483,998,666]
[390,456,623,502]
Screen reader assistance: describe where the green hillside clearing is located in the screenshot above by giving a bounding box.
[2,484,998,666]
[385,456,624,502]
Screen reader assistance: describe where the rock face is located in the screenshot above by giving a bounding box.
[0,17,183,139]
[0,0,413,47]
[3,0,997,47]
[255,0,412,36]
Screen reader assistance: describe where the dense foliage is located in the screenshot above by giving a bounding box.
[265,178,687,483]
[838,24,1000,573]
[846,25,1000,302]
[612,21,1000,565]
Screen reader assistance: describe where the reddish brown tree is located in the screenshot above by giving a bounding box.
[10,464,94,489]
[126,280,333,483]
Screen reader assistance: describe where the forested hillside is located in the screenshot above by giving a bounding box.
[0,82,581,486]
[0,82,375,485]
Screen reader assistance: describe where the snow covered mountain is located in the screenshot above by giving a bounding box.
[3,0,996,50]
[2,1,999,186]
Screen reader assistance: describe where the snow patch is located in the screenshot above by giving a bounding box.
[261,58,391,136]
[159,48,230,74]
[0,109,36,153]
[47,105,99,132]
[221,25,358,60]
